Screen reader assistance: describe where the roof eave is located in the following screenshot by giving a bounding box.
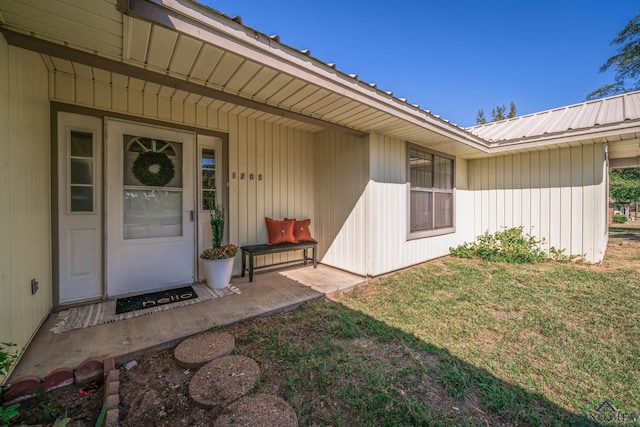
[488,119,640,153]
[125,0,490,152]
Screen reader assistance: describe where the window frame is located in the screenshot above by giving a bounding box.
[406,143,456,239]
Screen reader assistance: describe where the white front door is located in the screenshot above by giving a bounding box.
[58,113,103,304]
[105,119,196,296]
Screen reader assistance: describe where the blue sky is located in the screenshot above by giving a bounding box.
[201,1,638,127]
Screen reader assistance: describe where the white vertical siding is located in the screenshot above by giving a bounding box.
[469,144,607,263]
[0,42,51,378]
[530,152,541,241]
[365,134,475,276]
[538,150,551,250]
[313,130,368,275]
[367,133,405,275]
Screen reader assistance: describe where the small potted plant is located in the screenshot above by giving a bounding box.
[200,191,238,289]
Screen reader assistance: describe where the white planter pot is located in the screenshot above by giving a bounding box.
[203,257,235,290]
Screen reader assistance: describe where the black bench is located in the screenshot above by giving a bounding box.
[241,241,317,282]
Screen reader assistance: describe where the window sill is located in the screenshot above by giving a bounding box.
[408,227,455,240]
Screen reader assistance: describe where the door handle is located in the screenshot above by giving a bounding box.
[189,210,194,222]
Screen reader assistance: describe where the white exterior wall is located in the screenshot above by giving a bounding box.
[0,40,51,373]
[468,144,608,263]
[313,130,368,275]
[50,69,316,274]
[365,133,475,276]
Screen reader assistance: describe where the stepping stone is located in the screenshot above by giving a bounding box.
[174,331,235,369]
[214,394,298,427]
[189,355,259,408]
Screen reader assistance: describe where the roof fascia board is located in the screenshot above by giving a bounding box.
[0,28,366,137]
[610,157,640,168]
[125,0,490,152]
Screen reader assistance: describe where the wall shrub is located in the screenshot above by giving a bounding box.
[450,227,582,263]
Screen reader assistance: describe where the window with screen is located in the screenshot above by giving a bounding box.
[408,145,454,237]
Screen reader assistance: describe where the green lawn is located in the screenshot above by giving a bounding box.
[221,235,639,426]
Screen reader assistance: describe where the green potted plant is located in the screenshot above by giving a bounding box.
[200,190,238,289]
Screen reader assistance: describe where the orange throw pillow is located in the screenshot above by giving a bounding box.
[265,217,297,245]
[285,218,316,242]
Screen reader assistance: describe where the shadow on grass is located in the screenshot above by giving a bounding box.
[223,298,607,427]
[609,226,640,243]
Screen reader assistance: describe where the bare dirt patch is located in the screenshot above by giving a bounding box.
[6,379,103,426]
[119,350,220,426]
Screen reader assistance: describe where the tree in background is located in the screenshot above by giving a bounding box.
[610,168,640,205]
[475,101,517,124]
[588,13,640,212]
[476,109,487,124]
[586,14,640,100]
[491,105,506,122]
[507,101,517,118]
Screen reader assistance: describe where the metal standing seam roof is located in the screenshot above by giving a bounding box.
[466,90,640,143]
[185,2,477,135]
[190,3,640,150]
[193,3,640,148]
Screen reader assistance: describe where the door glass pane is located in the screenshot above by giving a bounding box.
[123,190,182,239]
[201,149,216,211]
[70,131,93,157]
[70,186,93,212]
[123,135,182,187]
[123,134,184,239]
[70,159,93,185]
[69,130,94,213]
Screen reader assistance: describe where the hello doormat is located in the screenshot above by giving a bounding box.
[50,283,241,334]
[115,285,197,314]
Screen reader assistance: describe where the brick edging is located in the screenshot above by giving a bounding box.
[103,359,120,427]
[1,357,120,426]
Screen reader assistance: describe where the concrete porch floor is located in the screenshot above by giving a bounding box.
[9,264,366,382]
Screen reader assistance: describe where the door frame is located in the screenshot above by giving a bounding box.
[51,103,230,306]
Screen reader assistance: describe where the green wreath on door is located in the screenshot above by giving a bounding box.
[132,151,175,187]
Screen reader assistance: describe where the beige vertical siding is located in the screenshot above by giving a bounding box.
[0,41,51,378]
[468,144,607,263]
[51,69,316,274]
[313,130,368,274]
[365,133,475,276]
[228,116,316,270]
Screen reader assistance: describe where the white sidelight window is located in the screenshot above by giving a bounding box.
[69,131,95,213]
[408,144,455,238]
